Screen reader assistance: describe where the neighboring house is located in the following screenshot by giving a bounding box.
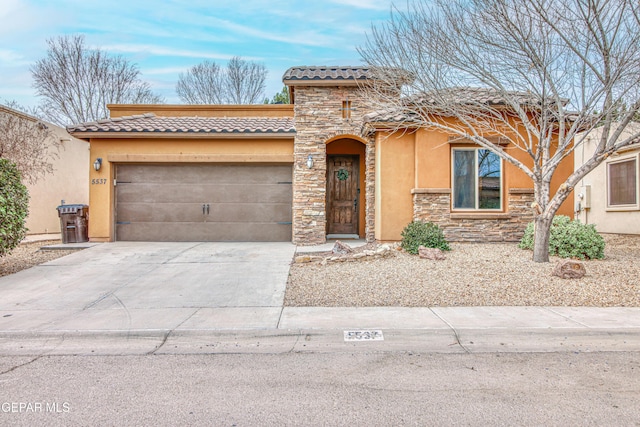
[0,105,89,236]
[67,66,574,244]
[575,123,640,234]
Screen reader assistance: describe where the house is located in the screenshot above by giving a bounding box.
[575,123,640,234]
[0,105,89,236]
[67,66,574,244]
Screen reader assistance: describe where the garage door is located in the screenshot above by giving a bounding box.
[115,164,292,241]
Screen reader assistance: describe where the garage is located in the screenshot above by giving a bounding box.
[115,163,292,241]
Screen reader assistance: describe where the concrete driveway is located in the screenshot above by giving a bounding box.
[0,242,296,333]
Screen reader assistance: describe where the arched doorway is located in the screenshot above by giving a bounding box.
[326,137,367,238]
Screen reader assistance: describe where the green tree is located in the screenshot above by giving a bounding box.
[0,159,29,257]
[264,86,290,104]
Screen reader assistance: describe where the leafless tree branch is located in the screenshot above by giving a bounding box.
[176,57,267,104]
[31,35,163,126]
[358,0,640,261]
[0,101,58,184]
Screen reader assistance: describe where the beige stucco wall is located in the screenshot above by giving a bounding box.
[25,125,89,235]
[575,125,640,234]
[374,125,575,241]
[375,131,415,241]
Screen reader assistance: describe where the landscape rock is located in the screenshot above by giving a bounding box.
[331,240,353,255]
[552,259,586,279]
[418,246,446,260]
[294,255,312,263]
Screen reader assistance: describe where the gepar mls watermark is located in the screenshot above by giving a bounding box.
[1,402,70,414]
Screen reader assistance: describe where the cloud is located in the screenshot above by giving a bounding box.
[0,49,30,66]
[100,44,240,61]
[143,66,192,76]
[326,0,390,10]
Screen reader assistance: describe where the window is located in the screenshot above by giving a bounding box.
[341,100,352,119]
[452,148,502,210]
[607,155,638,209]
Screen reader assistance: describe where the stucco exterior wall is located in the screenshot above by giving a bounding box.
[575,125,640,234]
[374,126,575,241]
[375,131,415,241]
[25,125,89,235]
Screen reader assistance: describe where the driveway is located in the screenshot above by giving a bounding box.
[0,242,296,333]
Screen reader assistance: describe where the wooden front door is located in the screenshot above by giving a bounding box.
[327,155,359,235]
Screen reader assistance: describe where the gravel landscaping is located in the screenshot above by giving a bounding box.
[0,240,76,277]
[3,236,638,307]
[285,234,640,307]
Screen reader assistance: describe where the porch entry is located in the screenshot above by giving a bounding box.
[326,155,360,236]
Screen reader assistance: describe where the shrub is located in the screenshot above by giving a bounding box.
[401,221,450,254]
[0,159,29,257]
[518,215,605,260]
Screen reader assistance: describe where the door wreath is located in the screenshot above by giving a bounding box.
[337,169,349,181]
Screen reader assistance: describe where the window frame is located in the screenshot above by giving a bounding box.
[451,147,504,211]
[606,153,640,211]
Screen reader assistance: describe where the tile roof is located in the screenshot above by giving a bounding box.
[67,113,296,135]
[282,66,372,83]
[365,87,562,123]
[408,87,551,106]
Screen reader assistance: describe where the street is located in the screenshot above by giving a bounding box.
[1,351,639,426]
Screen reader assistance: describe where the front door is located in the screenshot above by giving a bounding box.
[327,155,359,235]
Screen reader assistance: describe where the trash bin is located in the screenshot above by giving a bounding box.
[56,204,89,243]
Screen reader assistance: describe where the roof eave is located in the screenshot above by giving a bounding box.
[69,131,296,140]
[283,79,365,87]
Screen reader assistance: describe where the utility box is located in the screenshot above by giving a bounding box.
[56,204,89,243]
[579,185,591,209]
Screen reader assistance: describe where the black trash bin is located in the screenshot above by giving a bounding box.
[56,204,89,243]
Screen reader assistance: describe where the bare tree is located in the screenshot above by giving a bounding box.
[0,102,58,184]
[225,57,267,104]
[176,57,267,104]
[359,0,640,262]
[176,60,226,104]
[31,35,163,126]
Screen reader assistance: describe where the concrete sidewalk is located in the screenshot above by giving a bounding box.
[1,306,639,355]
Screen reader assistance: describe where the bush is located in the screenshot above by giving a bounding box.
[518,215,605,260]
[0,159,29,257]
[401,221,450,254]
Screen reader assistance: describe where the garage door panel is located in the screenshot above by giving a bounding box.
[116,164,292,241]
[118,164,292,184]
[117,183,292,204]
[207,203,291,223]
[117,202,292,223]
[117,222,291,242]
[117,203,207,223]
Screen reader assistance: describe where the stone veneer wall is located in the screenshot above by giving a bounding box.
[412,188,535,242]
[292,86,375,244]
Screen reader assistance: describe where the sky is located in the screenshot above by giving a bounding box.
[0,0,399,110]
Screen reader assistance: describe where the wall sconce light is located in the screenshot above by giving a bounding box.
[93,158,102,171]
[306,154,314,169]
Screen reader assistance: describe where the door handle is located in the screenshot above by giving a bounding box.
[354,198,358,208]
[206,204,210,215]
[202,204,206,215]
